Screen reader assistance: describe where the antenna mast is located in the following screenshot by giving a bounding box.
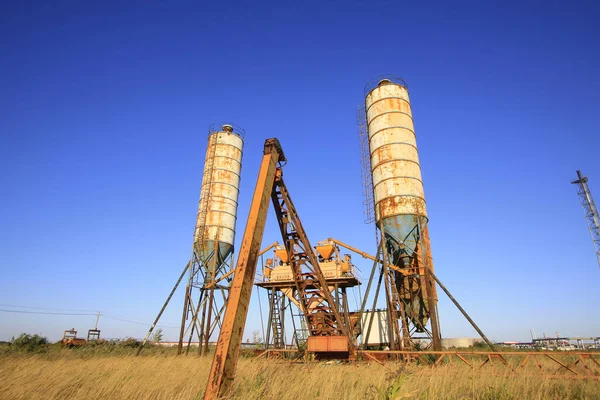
[571,170,600,268]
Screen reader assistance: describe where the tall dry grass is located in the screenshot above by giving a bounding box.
[0,351,598,399]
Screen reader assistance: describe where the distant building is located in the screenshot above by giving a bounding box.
[441,338,483,348]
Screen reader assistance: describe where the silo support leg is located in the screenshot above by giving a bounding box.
[136,261,190,356]
[426,269,496,351]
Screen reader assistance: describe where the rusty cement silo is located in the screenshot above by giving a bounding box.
[364,77,441,349]
[193,124,244,269]
[178,123,244,355]
[366,79,426,264]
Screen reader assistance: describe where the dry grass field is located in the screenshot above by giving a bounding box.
[1,348,599,399]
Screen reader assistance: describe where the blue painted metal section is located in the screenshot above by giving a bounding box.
[381,214,426,267]
[197,241,233,266]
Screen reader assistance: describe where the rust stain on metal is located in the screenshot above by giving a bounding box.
[194,127,244,251]
[377,196,427,218]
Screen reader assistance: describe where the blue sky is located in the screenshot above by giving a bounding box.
[1,0,599,343]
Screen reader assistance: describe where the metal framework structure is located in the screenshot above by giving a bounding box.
[265,289,286,349]
[270,176,350,344]
[204,137,500,399]
[255,238,361,352]
[572,170,600,268]
[177,247,233,355]
[205,139,362,398]
[354,229,443,352]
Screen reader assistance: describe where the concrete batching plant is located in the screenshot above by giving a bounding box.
[137,79,503,400]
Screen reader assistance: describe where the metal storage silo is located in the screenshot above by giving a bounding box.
[365,78,427,267]
[178,123,244,356]
[193,124,244,269]
[364,77,440,346]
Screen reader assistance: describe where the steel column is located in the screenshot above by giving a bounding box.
[204,139,283,400]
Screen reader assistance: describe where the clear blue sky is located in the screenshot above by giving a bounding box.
[1,1,599,343]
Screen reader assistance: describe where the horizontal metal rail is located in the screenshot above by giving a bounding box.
[253,349,600,379]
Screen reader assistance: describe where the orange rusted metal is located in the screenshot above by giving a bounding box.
[61,329,87,347]
[259,241,280,256]
[274,248,289,263]
[204,139,284,400]
[327,238,380,264]
[421,225,441,351]
[315,244,335,260]
[270,176,353,357]
[256,238,361,353]
[307,336,349,352]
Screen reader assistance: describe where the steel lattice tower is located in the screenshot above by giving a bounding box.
[572,170,600,268]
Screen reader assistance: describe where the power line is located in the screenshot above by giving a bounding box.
[0,309,97,316]
[102,315,179,329]
[0,304,98,313]
[0,304,179,328]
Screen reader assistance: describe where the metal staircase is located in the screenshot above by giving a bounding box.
[267,290,285,349]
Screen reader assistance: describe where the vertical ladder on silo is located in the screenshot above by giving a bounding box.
[197,135,218,237]
[357,105,375,225]
[196,133,219,281]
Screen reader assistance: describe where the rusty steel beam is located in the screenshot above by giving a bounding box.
[362,266,384,350]
[211,245,277,289]
[204,267,237,289]
[251,349,600,379]
[204,139,285,400]
[177,285,192,355]
[426,269,496,352]
[259,241,280,257]
[137,261,190,356]
[328,238,380,264]
[421,225,442,351]
[359,350,600,357]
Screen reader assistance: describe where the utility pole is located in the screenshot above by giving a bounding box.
[571,170,600,268]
